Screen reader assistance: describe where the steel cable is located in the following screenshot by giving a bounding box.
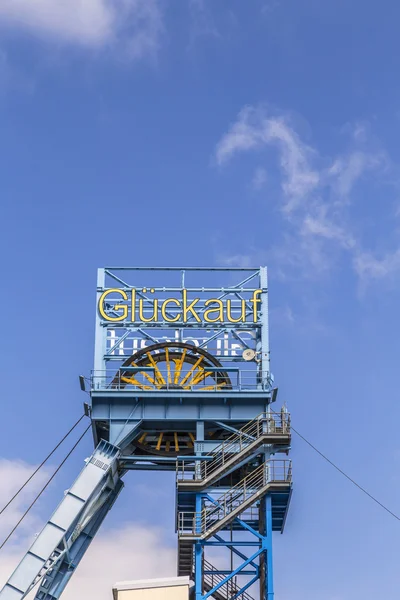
[0,424,91,551]
[0,414,86,517]
[290,422,400,521]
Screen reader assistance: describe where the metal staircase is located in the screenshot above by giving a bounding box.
[203,560,255,600]
[176,410,292,599]
[177,411,290,491]
[178,540,194,578]
[178,460,291,540]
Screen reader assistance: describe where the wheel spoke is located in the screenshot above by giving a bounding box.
[120,376,152,390]
[173,349,187,384]
[180,356,204,386]
[166,347,172,385]
[156,432,164,451]
[129,361,157,386]
[187,368,213,386]
[146,353,166,386]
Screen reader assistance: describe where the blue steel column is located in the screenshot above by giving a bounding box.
[195,420,204,598]
[261,265,273,600]
[195,494,203,600]
[265,495,274,600]
[260,266,270,386]
[195,421,204,484]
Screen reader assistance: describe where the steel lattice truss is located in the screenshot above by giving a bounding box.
[94,267,272,392]
[0,266,291,600]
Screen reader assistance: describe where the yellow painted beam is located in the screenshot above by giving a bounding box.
[156,432,164,451]
[174,432,179,452]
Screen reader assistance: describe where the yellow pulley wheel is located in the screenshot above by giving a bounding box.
[112,342,232,456]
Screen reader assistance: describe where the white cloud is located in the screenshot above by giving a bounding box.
[219,253,258,268]
[328,151,385,199]
[0,0,163,58]
[215,106,320,213]
[0,460,176,600]
[0,0,112,47]
[267,118,320,213]
[63,523,176,600]
[353,248,400,281]
[0,459,49,540]
[216,106,264,161]
[215,105,393,281]
[121,0,164,61]
[0,459,53,599]
[301,208,355,250]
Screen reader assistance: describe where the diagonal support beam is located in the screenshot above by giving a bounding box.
[213,421,256,442]
[211,533,259,570]
[231,574,259,600]
[202,548,263,600]
[34,480,124,599]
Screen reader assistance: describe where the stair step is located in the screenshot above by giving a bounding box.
[178,540,194,578]
[178,433,290,490]
[179,479,291,540]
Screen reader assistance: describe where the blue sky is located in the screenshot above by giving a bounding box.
[1,1,400,598]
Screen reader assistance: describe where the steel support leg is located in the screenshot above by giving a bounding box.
[266,495,274,600]
[259,494,274,600]
[194,542,203,600]
[34,479,124,599]
[0,441,122,600]
[194,494,203,600]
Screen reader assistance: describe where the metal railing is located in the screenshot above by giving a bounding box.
[177,411,291,483]
[178,460,292,538]
[203,560,255,600]
[90,369,273,392]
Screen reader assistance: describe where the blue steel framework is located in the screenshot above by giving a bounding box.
[0,267,292,600]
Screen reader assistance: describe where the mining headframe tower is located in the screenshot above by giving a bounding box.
[0,266,292,600]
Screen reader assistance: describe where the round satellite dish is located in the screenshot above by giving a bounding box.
[242,349,256,361]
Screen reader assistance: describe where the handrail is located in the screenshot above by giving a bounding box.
[203,559,237,599]
[177,411,290,483]
[90,369,274,392]
[178,459,291,537]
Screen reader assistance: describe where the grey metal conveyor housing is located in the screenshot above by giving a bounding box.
[0,441,122,600]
